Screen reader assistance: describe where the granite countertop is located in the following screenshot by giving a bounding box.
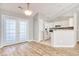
[51,27,74,30]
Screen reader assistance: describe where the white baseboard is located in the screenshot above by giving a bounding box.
[0,40,35,48]
[53,45,75,47]
[30,39,41,42]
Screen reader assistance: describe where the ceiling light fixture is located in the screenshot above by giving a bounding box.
[24,3,32,16]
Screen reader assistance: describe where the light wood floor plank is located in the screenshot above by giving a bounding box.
[0,41,79,56]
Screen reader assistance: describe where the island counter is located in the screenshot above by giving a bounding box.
[51,27,76,47]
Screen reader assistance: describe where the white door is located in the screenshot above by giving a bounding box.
[19,21,29,42]
[2,15,29,46]
[3,19,16,45]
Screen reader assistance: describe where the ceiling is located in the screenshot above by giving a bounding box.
[0,3,79,21]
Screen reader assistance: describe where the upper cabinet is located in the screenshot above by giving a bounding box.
[69,17,74,27]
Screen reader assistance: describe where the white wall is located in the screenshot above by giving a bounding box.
[76,12,79,41]
[0,13,1,47]
[38,19,44,41]
[33,13,45,42]
[29,18,34,41]
[33,13,39,41]
[73,12,77,45]
[53,20,70,27]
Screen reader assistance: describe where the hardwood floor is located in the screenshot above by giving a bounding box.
[0,41,79,56]
[40,39,51,46]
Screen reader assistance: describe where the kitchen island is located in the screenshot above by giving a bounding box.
[51,27,76,47]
